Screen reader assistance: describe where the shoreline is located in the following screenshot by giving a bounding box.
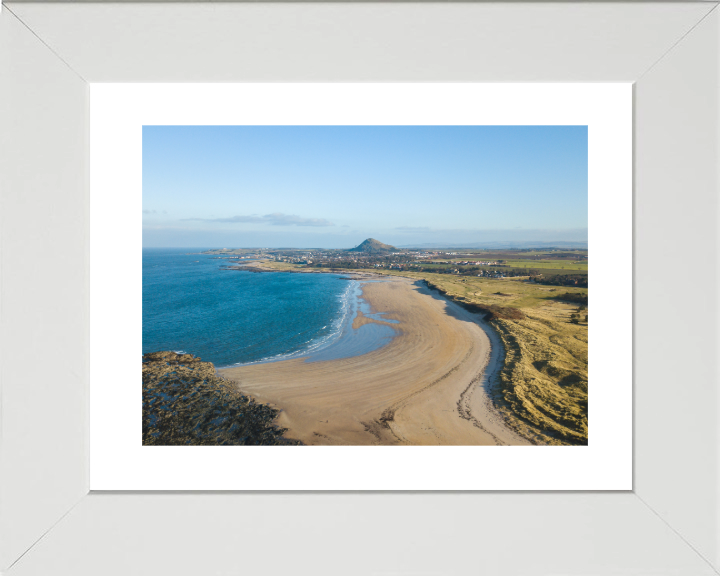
[219,274,530,446]
[435,289,530,446]
[220,277,398,369]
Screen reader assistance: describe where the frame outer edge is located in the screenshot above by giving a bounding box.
[634,5,720,571]
[0,1,719,574]
[0,6,89,571]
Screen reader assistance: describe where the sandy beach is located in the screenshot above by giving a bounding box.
[219,276,531,445]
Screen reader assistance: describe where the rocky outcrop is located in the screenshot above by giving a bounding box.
[142,351,302,446]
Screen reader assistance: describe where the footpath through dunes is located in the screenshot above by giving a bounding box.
[219,277,530,446]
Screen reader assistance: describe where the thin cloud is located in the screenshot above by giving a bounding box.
[143,209,157,215]
[183,213,334,227]
[185,215,265,224]
[396,226,587,236]
[265,213,334,227]
[395,226,432,233]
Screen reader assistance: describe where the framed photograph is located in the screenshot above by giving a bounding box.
[1,2,718,575]
[90,82,630,491]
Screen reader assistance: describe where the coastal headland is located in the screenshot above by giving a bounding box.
[219,275,530,446]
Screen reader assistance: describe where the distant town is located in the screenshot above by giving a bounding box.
[201,238,588,288]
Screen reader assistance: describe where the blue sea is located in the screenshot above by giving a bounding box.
[143,248,397,367]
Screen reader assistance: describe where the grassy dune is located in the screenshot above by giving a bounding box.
[142,351,302,445]
[491,304,588,445]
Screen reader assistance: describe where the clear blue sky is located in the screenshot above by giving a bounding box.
[143,125,587,248]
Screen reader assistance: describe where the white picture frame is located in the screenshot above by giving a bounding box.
[1,2,718,574]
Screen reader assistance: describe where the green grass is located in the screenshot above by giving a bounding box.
[504,259,588,271]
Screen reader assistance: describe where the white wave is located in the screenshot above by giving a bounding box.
[221,278,360,368]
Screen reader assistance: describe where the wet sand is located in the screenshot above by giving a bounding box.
[219,277,530,445]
